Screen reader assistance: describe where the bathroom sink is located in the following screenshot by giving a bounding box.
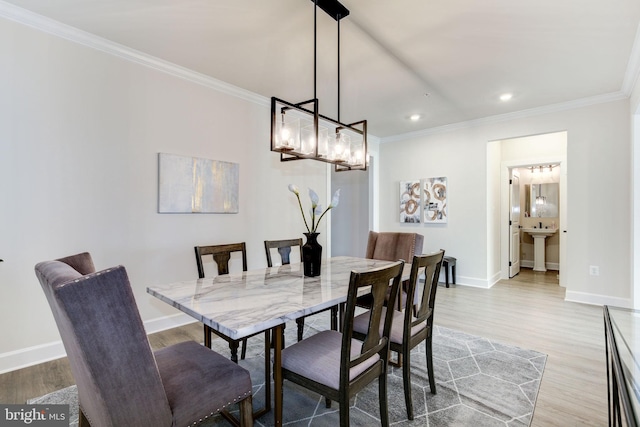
[522,228,557,238]
[522,228,557,271]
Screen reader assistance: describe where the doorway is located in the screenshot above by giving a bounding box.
[497,131,568,286]
[509,164,562,277]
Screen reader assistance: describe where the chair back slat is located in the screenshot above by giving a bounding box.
[264,238,303,267]
[195,242,247,278]
[406,251,445,330]
[342,261,404,370]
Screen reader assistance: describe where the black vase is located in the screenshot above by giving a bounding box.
[302,232,322,277]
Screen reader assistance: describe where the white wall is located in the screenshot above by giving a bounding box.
[631,70,640,308]
[380,129,489,287]
[379,100,631,306]
[331,167,369,257]
[0,17,329,371]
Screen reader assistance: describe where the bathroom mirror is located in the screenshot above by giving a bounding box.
[525,183,559,218]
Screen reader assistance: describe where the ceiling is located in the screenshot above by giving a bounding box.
[4,0,640,139]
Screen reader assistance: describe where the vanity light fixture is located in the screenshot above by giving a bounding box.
[529,164,557,173]
[270,0,367,172]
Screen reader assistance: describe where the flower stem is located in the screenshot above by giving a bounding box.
[296,193,311,233]
[313,207,332,232]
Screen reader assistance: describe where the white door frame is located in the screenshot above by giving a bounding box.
[500,157,567,286]
[509,169,521,277]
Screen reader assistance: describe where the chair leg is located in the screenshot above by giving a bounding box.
[204,325,212,348]
[272,325,286,349]
[240,338,248,360]
[79,408,90,427]
[379,371,390,427]
[402,348,414,420]
[339,394,350,427]
[325,397,332,408]
[444,263,450,288]
[238,395,253,427]
[330,306,338,331]
[296,318,304,342]
[426,335,436,394]
[229,340,240,363]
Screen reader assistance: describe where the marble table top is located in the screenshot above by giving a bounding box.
[147,256,409,340]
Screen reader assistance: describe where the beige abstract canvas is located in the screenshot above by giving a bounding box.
[158,153,239,213]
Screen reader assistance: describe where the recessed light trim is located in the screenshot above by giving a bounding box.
[410,114,421,121]
[500,93,513,101]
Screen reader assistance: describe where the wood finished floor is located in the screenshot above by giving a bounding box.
[0,268,607,426]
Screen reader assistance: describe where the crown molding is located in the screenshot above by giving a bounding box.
[0,1,270,108]
[622,21,640,96]
[381,91,628,144]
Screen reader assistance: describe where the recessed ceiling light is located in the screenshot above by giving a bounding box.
[410,114,421,121]
[500,93,513,101]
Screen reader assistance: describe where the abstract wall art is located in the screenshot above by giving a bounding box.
[422,176,447,223]
[158,153,239,214]
[400,180,421,223]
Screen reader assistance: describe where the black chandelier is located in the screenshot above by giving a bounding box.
[270,0,368,172]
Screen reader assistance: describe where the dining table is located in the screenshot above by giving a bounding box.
[146,255,410,426]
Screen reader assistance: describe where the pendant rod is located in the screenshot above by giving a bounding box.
[337,15,341,122]
[314,0,317,102]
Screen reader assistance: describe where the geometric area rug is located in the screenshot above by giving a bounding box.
[28,320,546,427]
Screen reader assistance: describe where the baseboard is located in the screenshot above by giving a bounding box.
[438,272,495,289]
[520,260,559,271]
[565,291,632,308]
[0,341,67,375]
[521,260,534,269]
[143,312,198,335]
[0,313,197,374]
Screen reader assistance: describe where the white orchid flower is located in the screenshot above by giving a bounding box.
[308,188,320,208]
[288,185,341,233]
[329,189,341,208]
[288,184,300,195]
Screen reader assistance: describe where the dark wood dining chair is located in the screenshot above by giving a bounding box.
[265,238,339,340]
[265,238,302,342]
[353,250,445,420]
[195,242,266,362]
[280,260,405,427]
[35,252,253,427]
[264,238,302,268]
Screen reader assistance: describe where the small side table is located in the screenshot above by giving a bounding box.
[442,256,457,288]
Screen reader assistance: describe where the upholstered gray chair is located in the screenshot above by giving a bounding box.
[35,252,253,427]
[353,251,445,420]
[280,261,405,427]
[358,231,424,310]
[365,231,424,263]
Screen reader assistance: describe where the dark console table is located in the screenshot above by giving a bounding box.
[604,305,639,427]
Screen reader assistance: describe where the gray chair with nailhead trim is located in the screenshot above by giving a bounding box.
[35,252,253,427]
